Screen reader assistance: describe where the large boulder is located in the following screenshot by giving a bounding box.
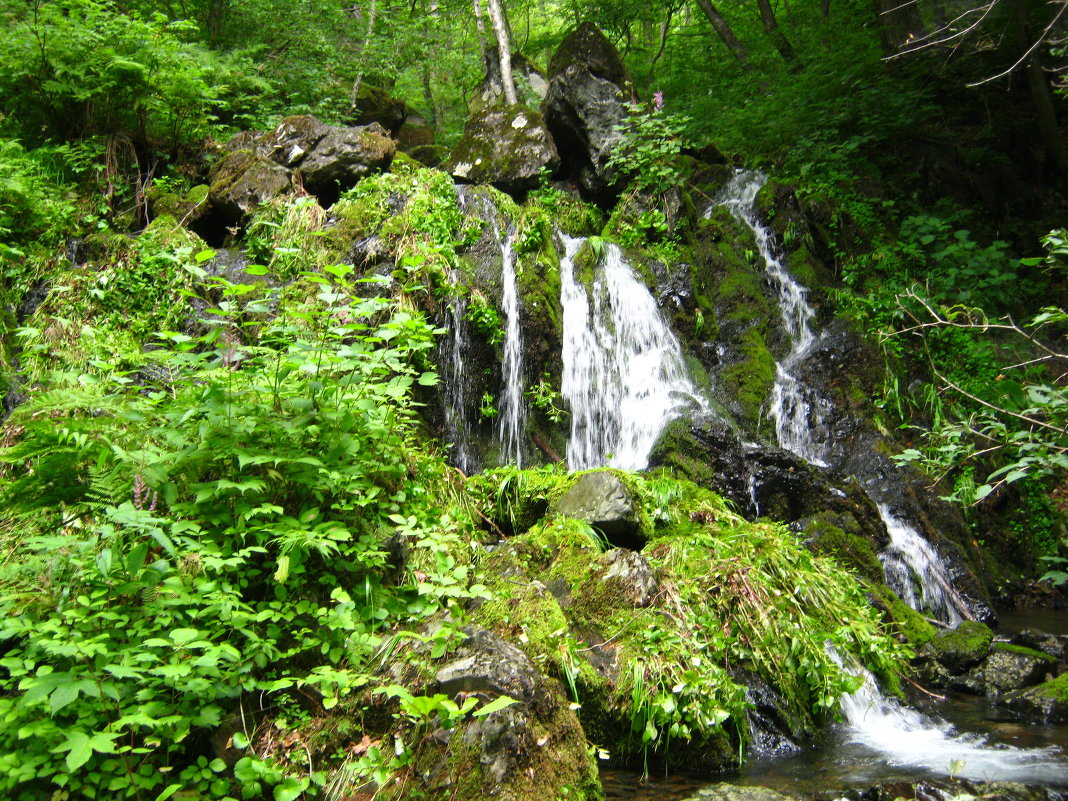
[552,470,643,549]
[296,121,395,199]
[445,104,559,195]
[208,115,395,219]
[428,627,600,800]
[542,22,634,203]
[208,150,293,222]
[981,643,1057,696]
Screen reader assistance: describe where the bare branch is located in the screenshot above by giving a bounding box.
[968,0,1068,85]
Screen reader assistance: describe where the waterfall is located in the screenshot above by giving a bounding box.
[834,651,1068,784]
[877,503,965,625]
[716,170,832,467]
[452,187,527,467]
[716,170,965,626]
[496,217,525,466]
[439,270,477,474]
[559,234,707,470]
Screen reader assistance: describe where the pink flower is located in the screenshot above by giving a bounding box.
[653,90,664,111]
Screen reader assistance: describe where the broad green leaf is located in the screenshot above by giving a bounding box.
[472,695,519,717]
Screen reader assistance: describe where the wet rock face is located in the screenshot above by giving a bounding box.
[208,115,395,220]
[914,622,1058,695]
[552,470,643,549]
[445,104,559,195]
[995,673,1068,723]
[981,646,1057,696]
[542,22,633,203]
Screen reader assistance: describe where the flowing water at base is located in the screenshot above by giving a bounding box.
[603,687,1068,799]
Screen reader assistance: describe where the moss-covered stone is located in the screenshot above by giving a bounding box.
[445,103,560,195]
[925,620,993,673]
[721,328,776,426]
[805,515,883,583]
[871,585,937,647]
[991,641,1058,662]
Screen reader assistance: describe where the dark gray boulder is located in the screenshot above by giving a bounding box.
[297,121,395,199]
[994,674,1068,723]
[208,149,293,222]
[982,645,1056,696]
[552,470,642,549]
[445,104,559,195]
[542,22,633,203]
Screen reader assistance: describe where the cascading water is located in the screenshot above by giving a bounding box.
[878,503,965,625]
[451,188,526,467]
[717,170,965,625]
[716,170,831,468]
[495,216,525,466]
[439,274,476,473]
[559,234,708,470]
[834,652,1068,784]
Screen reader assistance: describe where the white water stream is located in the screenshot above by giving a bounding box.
[717,170,965,624]
[836,653,1068,784]
[713,171,1065,780]
[716,171,830,467]
[558,234,707,470]
[440,272,476,473]
[495,216,525,466]
[878,503,965,626]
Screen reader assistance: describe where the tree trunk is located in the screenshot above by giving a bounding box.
[349,0,379,109]
[1011,0,1068,177]
[756,0,800,65]
[694,0,752,70]
[486,0,517,105]
[472,0,490,69]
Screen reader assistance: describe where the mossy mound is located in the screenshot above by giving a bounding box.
[470,469,909,773]
[924,620,994,673]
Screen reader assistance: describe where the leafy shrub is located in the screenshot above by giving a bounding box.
[0,259,477,799]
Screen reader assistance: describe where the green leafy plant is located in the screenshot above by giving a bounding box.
[0,256,482,799]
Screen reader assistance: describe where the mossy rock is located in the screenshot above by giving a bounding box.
[146,184,210,225]
[721,327,776,427]
[871,585,937,647]
[445,103,560,195]
[805,515,883,583]
[994,672,1068,723]
[924,620,993,673]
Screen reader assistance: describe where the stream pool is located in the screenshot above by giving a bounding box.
[603,610,1068,799]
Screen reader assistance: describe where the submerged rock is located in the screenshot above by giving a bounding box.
[680,784,800,801]
[445,104,559,194]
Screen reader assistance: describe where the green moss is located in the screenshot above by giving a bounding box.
[871,585,937,647]
[927,620,993,667]
[991,641,1057,662]
[1034,672,1068,701]
[805,517,883,583]
[722,328,776,425]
